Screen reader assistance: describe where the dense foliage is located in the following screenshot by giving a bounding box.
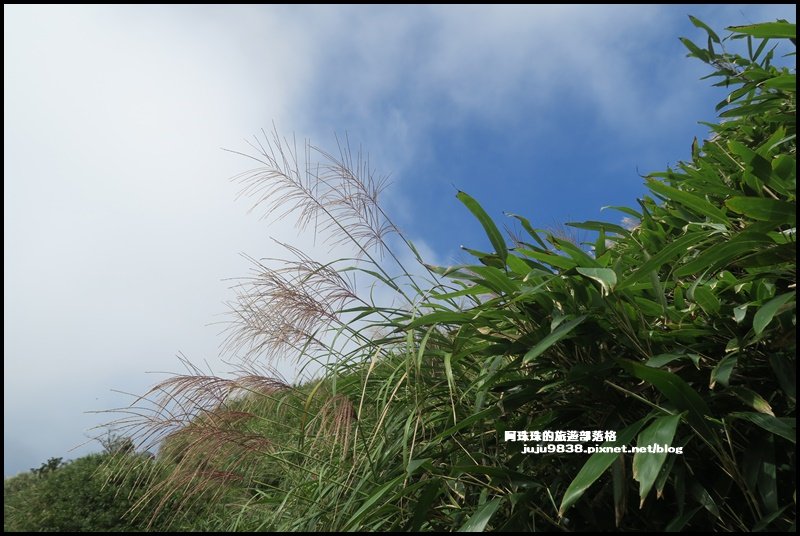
[4,453,150,532]
[6,18,794,532]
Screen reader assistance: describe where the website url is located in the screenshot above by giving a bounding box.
[521,443,683,454]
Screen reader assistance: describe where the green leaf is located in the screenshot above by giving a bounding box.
[506,255,533,276]
[674,232,773,278]
[467,265,520,295]
[343,476,404,530]
[566,220,630,236]
[753,292,795,335]
[406,311,477,329]
[618,232,703,290]
[601,205,642,219]
[771,154,795,181]
[461,246,505,269]
[576,267,617,296]
[762,75,797,92]
[655,443,681,499]
[634,296,667,317]
[617,359,714,439]
[517,248,576,271]
[457,498,502,532]
[523,315,587,363]
[693,286,720,315]
[679,37,710,61]
[457,191,507,264]
[552,237,600,267]
[725,197,796,225]
[728,22,796,39]
[406,458,432,476]
[409,480,441,531]
[728,412,796,443]
[647,179,729,225]
[506,212,548,249]
[633,413,682,508]
[728,140,773,184]
[720,100,782,119]
[710,354,737,389]
[559,418,648,516]
[727,386,775,416]
[725,337,740,354]
[689,15,721,43]
[452,466,537,488]
[690,482,721,518]
[646,353,700,369]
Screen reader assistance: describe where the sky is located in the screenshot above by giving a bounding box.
[4,4,795,476]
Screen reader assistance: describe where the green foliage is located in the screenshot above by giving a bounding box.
[88,17,795,532]
[5,453,150,532]
[31,457,65,477]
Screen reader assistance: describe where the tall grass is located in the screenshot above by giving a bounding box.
[111,19,795,532]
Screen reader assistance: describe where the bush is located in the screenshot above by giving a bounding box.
[5,453,144,532]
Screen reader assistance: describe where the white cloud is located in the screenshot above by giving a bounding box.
[288,5,680,151]
[3,5,322,474]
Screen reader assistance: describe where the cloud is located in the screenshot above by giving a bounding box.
[282,4,794,173]
[288,6,681,151]
[3,5,322,474]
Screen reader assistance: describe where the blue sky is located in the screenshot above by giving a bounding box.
[4,5,795,476]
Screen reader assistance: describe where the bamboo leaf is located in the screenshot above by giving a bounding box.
[728,412,796,443]
[689,15,721,43]
[633,414,682,508]
[458,191,508,264]
[753,292,795,335]
[693,286,720,315]
[674,232,772,278]
[728,386,775,416]
[457,498,503,532]
[523,315,587,363]
[725,197,796,225]
[646,179,730,225]
[517,248,577,271]
[506,212,548,249]
[710,354,738,389]
[617,232,703,290]
[559,418,648,516]
[728,22,796,39]
[617,359,714,439]
[566,220,630,236]
[576,267,617,296]
[762,75,797,92]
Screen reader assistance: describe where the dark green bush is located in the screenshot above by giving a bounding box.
[4,453,149,532]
